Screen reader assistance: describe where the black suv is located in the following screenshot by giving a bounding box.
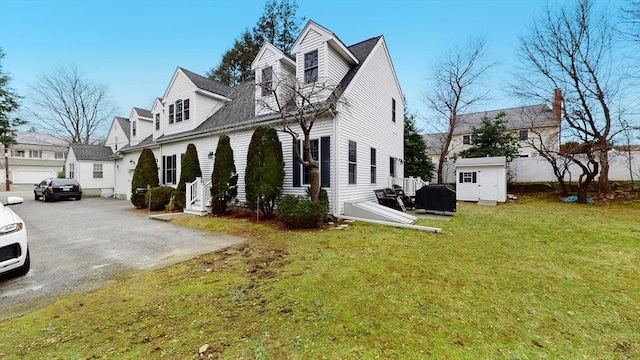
[34,178,83,202]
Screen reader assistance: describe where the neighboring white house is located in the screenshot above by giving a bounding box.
[424,90,563,176]
[78,20,404,215]
[1,132,68,185]
[455,156,507,203]
[66,144,115,197]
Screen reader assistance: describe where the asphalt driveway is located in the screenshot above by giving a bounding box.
[0,191,244,320]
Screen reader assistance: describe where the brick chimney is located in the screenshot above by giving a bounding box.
[552,88,563,120]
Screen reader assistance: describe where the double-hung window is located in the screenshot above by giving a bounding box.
[348,141,357,184]
[304,50,318,84]
[519,129,528,141]
[132,121,137,136]
[261,66,273,96]
[303,139,319,185]
[370,148,377,184]
[175,100,183,122]
[392,98,396,123]
[29,150,42,158]
[93,164,103,179]
[155,113,160,130]
[69,163,75,179]
[169,104,175,124]
[163,155,177,185]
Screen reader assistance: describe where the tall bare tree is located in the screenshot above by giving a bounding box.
[514,0,634,200]
[423,37,494,184]
[255,71,343,202]
[619,0,640,44]
[28,65,116,143]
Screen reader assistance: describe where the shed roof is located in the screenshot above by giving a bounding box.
[456,156,507,167]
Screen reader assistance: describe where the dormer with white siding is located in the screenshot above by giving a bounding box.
[158,67,232,138]
[151,98,163,140]
[104,117,130,153]
[290,21,359,100]
[128,107,153,146]
[251,43,296,117]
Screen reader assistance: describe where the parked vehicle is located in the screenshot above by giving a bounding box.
[0,196,29,277]
[34,178,83,202]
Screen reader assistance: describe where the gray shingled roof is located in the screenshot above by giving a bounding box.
[454,104,559,134]
[70,143,113,161]
[133,107,152,119]
[118,134,155,152]
[15,132,69,146]
[115,117,131,141]
[128,36,381,146]
[179,67,232,97]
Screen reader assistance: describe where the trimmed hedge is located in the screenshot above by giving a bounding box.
[276,194,327,229]
[131,148,159,208]
[175,143,202,210]
[145,186,174,211]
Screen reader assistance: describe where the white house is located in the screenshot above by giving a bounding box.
[455,156,507,203]
[78,20,404,216]
[424,90,563,183]
[66,143,115,197]
[1,132,68,185]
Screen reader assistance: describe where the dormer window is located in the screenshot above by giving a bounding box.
[169,99,190,125]
[261,66,273,96]
[132,121,137,136]
[176,100,183,122]
[304,50,318,84]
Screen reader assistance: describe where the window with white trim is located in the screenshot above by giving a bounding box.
[93,164,103,179]
[370,148,377,184]
[175,100,183,122]
[348,141,357,184]
[304,50,318,84]
[155,113,160,130]
[261,66,273,96]
[55,151,66,159]
[69,163,75,179]
[519,129,529,141]
[169,104,174,124]
[392,98,396,123]
[459,171,477,184]
[163,154,177,185]
[303,139,319,185]
[29,150,42,158]
[132,121,137,136]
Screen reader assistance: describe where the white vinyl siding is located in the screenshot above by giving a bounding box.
[327,45,351,87]
[333,38,404,214]
[296,29,324,85]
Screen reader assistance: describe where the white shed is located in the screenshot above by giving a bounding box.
[455,156,507,203]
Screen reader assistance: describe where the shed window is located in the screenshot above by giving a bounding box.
[459,171,477,184]
[69,163,75,179]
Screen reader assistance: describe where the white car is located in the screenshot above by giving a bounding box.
[0,196,29,277]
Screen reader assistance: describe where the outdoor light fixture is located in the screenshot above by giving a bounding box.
[208,151,214,159]
[129,160,135,166]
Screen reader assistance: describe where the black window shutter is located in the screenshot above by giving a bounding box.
[321,136,330,187]
[472,172,477,184]
[162,156,166,184]
[293,140,301,187]
[459,172,463,183]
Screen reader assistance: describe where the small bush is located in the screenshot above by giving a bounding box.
[57,171,65,178]
[305,187,329,213]
[145,186,174,211]
[277,194,327,229]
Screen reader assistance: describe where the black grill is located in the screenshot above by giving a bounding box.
[0,243,21,262]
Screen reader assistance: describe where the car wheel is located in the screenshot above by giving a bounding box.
[76,195,82,200]
[34,192,38,200]
[15,249,30,277]
[42,193,48,202]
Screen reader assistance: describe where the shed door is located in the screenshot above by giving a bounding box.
[477,169,498,201]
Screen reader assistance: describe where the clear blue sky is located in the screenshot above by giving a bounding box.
[2,0,567,137]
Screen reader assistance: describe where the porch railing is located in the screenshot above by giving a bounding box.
[388,176,428,197]
[185,177,212,214]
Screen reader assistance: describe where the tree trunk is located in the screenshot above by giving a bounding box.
[310,165,320,202]
[598,150,614,197]
[436,157,445,184]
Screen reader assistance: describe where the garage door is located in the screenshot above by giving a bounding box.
[12,170,57,184]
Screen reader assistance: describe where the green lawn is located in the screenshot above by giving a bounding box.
[1,197,638,359]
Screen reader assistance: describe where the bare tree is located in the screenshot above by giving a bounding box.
[514,0,635,200]
[255,71,343,202]
[28,65,117,143]
[620,0,640,44]
[423,37,494,184]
